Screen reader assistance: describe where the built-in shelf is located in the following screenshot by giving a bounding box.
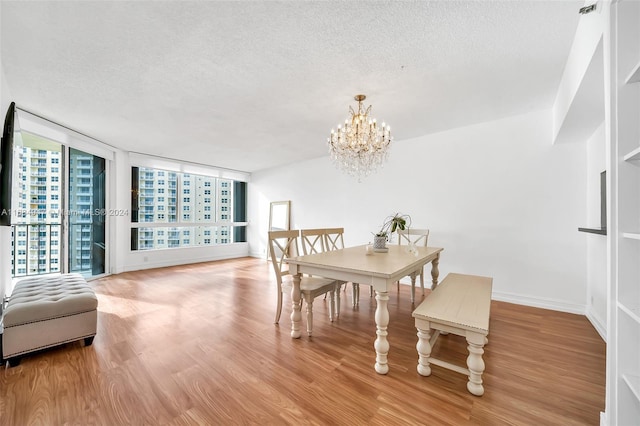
[624,146,640,161]
[622,374,640,405]
[619,302,640,325]
[624,60,640,85]
[622,232,640,240]
[578,227,607,235]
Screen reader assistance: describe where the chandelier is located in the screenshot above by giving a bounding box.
[328,94,392,180]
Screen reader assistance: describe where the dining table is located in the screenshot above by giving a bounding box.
[286,244,444,374]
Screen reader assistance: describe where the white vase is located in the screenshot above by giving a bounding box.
[373,235,387,250]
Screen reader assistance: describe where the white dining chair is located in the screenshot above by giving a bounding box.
[397,228,430,303]
[300,228,341,316]
[268,230,340,334]
[323,227,373,307]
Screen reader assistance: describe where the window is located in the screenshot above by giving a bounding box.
[131,167,247,250]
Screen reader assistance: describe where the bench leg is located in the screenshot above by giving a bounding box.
[466,334,486,396]
[8,356,21,367]
[416,328,432,376]
[84,336,95,346]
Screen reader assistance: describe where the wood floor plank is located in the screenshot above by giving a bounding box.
[1,257,606,425]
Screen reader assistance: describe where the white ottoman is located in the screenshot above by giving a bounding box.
[1,273,98,367]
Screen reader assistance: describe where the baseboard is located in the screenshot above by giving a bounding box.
[600,411,607,426]
[122,253,247,273]
[586,308,607,342]
[490,290,586,315]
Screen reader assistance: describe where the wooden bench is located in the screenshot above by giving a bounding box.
[412,272,492,396]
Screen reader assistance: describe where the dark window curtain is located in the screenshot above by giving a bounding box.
[233,181,247,242]
[131,166,139,250]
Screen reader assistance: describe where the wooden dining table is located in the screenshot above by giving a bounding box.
[286,244,444,374]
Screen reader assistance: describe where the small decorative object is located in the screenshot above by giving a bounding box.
[365,242,374,255]
[373,213,412,252]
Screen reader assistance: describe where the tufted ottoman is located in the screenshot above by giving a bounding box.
[1,273,98,367]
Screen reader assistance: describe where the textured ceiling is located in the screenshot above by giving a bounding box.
[1,1,582,173]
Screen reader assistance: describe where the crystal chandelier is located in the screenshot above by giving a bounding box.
[328,94,392,180]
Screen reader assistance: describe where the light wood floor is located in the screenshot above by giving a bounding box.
[1,257,606,425]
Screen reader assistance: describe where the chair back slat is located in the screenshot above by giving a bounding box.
[300,229,327,255]
[324,227,345,251]
[398,228,430,247]
[268,230,300,286]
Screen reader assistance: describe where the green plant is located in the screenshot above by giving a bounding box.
[375,213,412,238]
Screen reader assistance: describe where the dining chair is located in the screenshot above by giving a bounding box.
[268,230,340,335]
[323,227,373,307]
[397,228,430,303]
[300,228,341,316]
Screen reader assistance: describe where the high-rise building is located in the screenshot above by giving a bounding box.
[133,168,233,250]
[11,137,96,277]
[12,143,62,276]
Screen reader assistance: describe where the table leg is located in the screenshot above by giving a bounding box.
[291,273,302,338]
[430,253,440,290]
[374,290,390,374]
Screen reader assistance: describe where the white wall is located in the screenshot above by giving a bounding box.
[249,109,588,313]
[585,122,607,339]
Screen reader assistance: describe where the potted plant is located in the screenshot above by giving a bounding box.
[373,213,411,251]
